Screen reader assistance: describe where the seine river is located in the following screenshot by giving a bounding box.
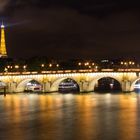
[0,92,140,140]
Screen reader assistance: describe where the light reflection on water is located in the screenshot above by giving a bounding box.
[0,92,140,140]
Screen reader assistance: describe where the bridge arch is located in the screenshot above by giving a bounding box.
[87,76,122,92]
[0,81,7,86]
[50,77,80,92]
[16,78,42,92]
[0,81,7,90]
[130,78,140,91]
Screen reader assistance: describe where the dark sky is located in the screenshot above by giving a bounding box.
[1,0,140,59]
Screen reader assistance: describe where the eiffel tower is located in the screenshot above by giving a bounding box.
[0,22,7,58]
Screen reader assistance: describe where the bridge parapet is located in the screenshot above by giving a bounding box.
[1,68,140,76]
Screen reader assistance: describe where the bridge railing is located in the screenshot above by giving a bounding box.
[1,68,140,76]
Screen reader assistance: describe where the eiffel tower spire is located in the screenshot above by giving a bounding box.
[0,21,7,58]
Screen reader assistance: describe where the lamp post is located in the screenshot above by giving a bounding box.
[23,65,27,71]
[15,65,19,72]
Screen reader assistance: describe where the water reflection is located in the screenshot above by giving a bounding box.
[0,93,140,140]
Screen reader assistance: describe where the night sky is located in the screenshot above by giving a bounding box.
[1,0,140,59]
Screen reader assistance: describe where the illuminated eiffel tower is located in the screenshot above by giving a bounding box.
[0,22,7,58]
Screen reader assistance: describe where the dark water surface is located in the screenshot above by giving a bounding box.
[0,93,140,140]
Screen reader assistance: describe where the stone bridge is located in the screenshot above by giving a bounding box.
[0,69,140,93]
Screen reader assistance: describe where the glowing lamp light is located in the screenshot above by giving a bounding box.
[121,62,123,65]
[78,62,81,66]
[15,65,19,69]
[1,24,4,28]
[41,64,45,67]
[23,65,27,69]
[49,64,52,67]
[129,61,132,65]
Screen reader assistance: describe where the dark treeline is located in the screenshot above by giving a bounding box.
[0,57,139,72]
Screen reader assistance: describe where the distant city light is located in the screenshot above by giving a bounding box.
[129,61,132,65]
[124,62,127,65]
[23,65,27,69]
[41,64,45,67]
[49,64,52,67]
[15,65,19,69]
[78,62,81,66]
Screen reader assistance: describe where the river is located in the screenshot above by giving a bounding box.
[0,92,140,140]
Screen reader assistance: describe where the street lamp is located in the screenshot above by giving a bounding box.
[41,64,45,67]
[124,62,127,66]
[15,65,19,69]
[78,62,81,66]
[129,61,132,65]
[49,64,52,67]
[23,65,27,71]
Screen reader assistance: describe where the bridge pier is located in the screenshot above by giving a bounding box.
[42,82,51,92]
[7,82,17,93]
[79,81,89,92]
[121,80,131,92]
